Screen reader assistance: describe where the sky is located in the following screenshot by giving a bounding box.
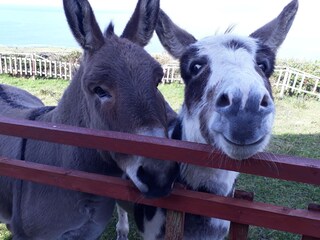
[0,0,319,60]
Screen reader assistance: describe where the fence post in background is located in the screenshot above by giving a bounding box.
[44,60,47,78]
[28,57,32,76]
[13,56,17,75]
[4,57,8,74]
[49,60,52,78]
[59,62,62,78]
[24,57,27,75]
[279,67,289,98]
[32,54,36,79]
[8,56,12,74]
[229,190,254,240]
[64,63,67,80]
[0,54,2,74]
[69,63,72,80]
[301,203,320,240]
[18,57,22,76]
[39,59,42,77]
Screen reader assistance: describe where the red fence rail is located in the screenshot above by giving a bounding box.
[0,116,319,238]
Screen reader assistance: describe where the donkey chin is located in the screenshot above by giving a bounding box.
[215,132,272,160]
[212,118,274,160]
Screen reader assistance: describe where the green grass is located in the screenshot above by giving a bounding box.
[0,75,69,106]
[0,75,319,240]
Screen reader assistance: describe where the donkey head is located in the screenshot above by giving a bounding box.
[63,0,179,198]
[156,0,298,160]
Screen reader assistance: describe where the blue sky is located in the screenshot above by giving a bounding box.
[0,0,319,60]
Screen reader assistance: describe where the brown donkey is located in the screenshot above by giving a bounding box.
[0,0,179,239]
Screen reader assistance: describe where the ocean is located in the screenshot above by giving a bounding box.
[0,4,162,53]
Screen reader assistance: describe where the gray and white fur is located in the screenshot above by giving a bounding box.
[122,1,298,239]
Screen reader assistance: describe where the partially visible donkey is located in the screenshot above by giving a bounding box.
[0,0,180,239]
[122,0,298,239]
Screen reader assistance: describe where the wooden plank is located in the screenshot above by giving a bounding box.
[301,204,320,240]
[0,116,319,186]
[229,190,254,240]
[24,57,27,75]
[39,59,42,76]
[64,62,67,79]
[13,57,17,75]
[165,184,186,240]
[28,58,32,75]
[280,67,289,98]
[8,57,12,73]
[59,62,62,78]
[0,157,319,238]
[44,60,47,77]
[4,57,7,73]
[19,57,22,75]
[33,57,37,77]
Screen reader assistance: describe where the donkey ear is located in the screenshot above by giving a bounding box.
[250,0,298,53]
[63,0,104,52]
[121,0,159,47]
[156,9,197,59]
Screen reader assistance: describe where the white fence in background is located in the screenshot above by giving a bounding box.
[162,62,182,83]
[1,54,319,99]
[0,54,76,80]
[273,66,320,99]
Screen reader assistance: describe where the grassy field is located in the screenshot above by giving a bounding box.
[0,75,319,240]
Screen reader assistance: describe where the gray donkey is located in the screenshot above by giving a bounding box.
[0,0,179,239]
[116,1,298,239]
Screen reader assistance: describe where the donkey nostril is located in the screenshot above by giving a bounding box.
[260,95,269,108]
[216,93,231,108]
[137,166,149,184]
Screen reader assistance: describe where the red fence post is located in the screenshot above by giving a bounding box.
[301,204,320,240]
[229,190,254,240]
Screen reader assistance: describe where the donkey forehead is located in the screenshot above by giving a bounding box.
[187,34,271,91]
[84,38,163,85]
[92,36,161,72]
[195,34,258,67]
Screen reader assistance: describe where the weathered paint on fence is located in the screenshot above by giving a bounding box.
[0,54,75,80]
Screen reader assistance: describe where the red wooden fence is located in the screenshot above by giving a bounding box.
[0,116,319,238]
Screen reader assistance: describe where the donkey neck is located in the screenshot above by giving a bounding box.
[176,104,239,195]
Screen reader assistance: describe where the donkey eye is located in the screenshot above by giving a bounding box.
[190,62,203,76]
[257,60,269,73]
[93,86,111,99]
[258,63,266,72]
